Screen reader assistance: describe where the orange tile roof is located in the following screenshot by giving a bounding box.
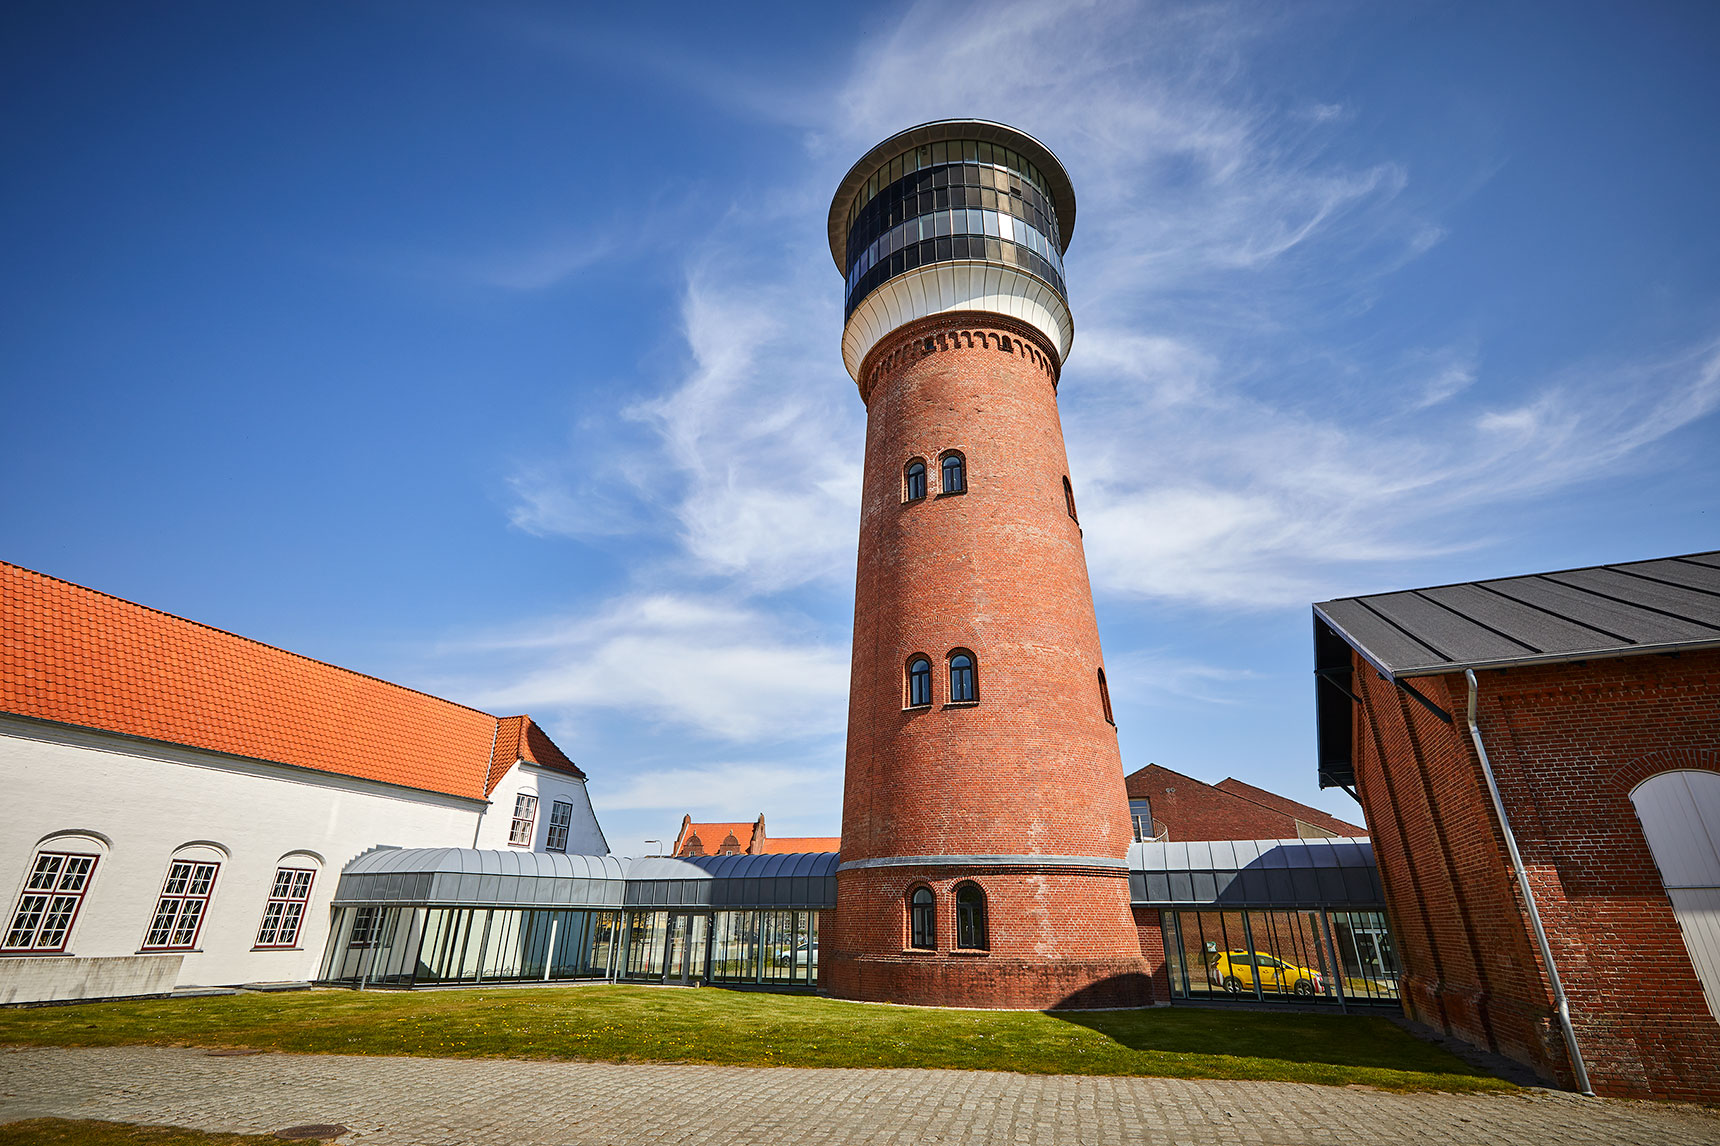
[759,836,841,854]
[0,561,582,801]
[675,821,757,856]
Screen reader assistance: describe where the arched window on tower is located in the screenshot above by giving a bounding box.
[1063,475,1078,522]
[907,656,932,708]
[955,882,988,950]
[1098,668,1115,725]
[948,650,977,703]
[909,886,935,949]
[940,451,966,495]
[904,459,927,502]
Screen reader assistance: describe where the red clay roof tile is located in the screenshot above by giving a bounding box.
[0,561,583,801]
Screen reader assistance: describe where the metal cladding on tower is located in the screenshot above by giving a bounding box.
[824,120,1153,1008]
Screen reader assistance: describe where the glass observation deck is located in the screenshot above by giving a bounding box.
[828,120,1079,382]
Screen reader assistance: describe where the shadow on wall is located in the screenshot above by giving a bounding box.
[1044,973,1155,1012]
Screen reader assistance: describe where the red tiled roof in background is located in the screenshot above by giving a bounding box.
[674,820,757,856]
[0,561,582,801]
[671,814,839,856]
[1213,777,1366,836]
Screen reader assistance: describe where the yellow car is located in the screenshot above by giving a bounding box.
[1214,951,1324,996]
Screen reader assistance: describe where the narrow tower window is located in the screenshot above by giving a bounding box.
[909,886,935,949]
[940,452,966,494]
[948,651,977,703]
[955,882,989,950]
[1063,476,1078,522]
[905,460,927,501]
[907,656,933,707]
[1098,668,1115,725]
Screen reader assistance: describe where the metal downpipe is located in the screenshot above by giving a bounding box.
[1463,669,1594,1096]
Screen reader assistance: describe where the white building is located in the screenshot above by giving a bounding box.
[0,560,606,1004]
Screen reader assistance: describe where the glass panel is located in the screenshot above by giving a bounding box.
[1329,911,1402,1003]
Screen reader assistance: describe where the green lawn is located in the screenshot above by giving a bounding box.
[0,985,1512,1093]
[0,1120,315,1145]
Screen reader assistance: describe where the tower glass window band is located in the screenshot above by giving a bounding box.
[940,453,966,494]
[909,887,935,949]
[948,652,976,703]
[907,657,932,707]
[905,460,927,501]
[955,882,988,950]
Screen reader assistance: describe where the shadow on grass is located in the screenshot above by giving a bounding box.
[1044,974,1503,1081]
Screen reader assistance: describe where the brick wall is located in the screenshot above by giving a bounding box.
[823,866,1152,1008]
[1124,764,1355,841]
[833,313,1148,1007]
[1351,647,1720,1099]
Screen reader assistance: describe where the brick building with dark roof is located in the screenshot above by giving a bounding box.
[1313,550,1720,1100]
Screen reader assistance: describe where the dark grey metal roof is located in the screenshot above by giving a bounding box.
[1128,837,1382,909]
[827,119,1076,271]
[331,848,838,911]
[1314,551,1720,679]
[624,852,838,910]
[333,847,628,909]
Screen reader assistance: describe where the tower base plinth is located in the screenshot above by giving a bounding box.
[823,866,1154,1009]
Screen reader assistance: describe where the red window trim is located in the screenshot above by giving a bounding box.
[253,866,317,949]
[141,860,220,951]
[2,851,100,955]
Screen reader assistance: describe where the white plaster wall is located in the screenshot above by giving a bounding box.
[0,716,486,989]
[475,761,608,855]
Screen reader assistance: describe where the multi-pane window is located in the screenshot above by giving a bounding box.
[940,452,966,494]
[905,460,927,501]
[546,801,574,852]
[508,793,538,846]
[143,861,219,950]
[907,657,932,707]
[254,868,315,948]
[948,652,976,703]
[955,883,988,950]
[3,852,98,952]
[1130,799,1156,843]
[1098,668,1115,725]
[909,887,935,950]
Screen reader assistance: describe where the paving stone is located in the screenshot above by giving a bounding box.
[1,1046,1717,1145]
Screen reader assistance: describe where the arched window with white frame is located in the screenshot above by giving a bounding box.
[1630,770,1720,1020]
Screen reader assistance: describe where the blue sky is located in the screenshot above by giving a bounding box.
[4,1,1717,854]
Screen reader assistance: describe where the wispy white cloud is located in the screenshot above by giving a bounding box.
[455,592,849,743]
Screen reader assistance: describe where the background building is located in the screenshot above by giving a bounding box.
[670,815,839,858]
[0,561,603,1004]
[1313,550,1720,1100]
[1124,764,1365,843]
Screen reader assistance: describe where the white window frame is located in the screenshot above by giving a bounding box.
[508,793,539,847]
[254,867,317,949]
[3,852,99,953]
[142,860,220,950]
[545,800,574,852]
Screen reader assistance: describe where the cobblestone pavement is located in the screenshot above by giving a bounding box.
[2,1046,1718,1145]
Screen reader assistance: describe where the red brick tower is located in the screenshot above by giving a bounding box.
[825,121,1150,1007]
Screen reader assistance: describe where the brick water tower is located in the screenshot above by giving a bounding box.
[825,120,1151,1007]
